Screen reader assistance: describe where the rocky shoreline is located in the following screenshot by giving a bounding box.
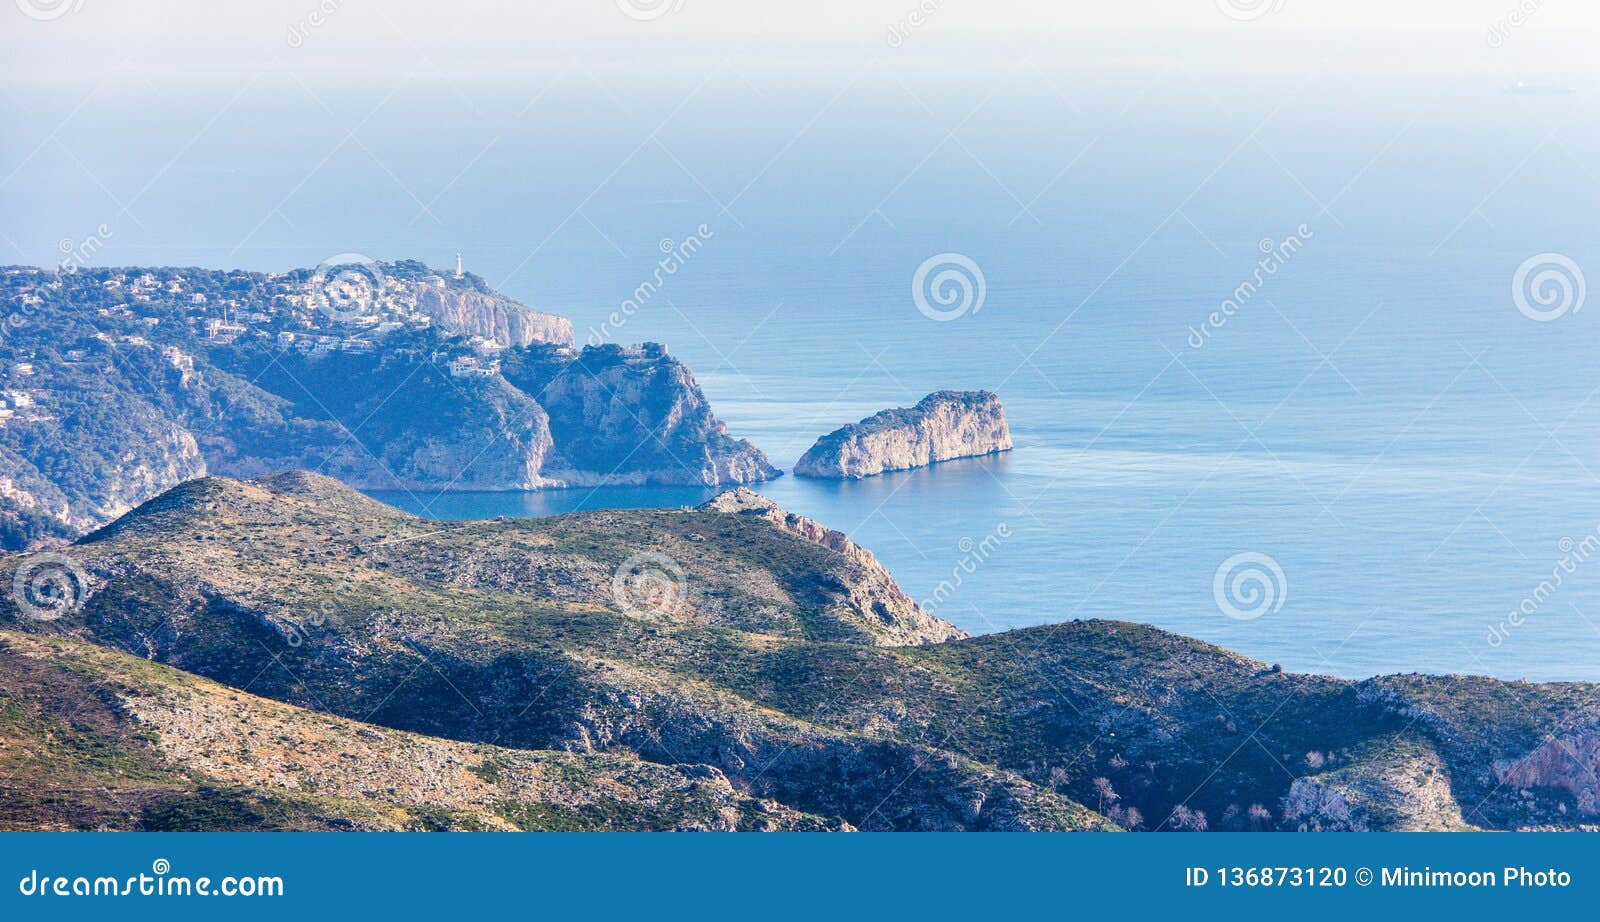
[0,264,776,548]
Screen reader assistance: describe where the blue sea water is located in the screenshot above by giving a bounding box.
[5,61,1598,680]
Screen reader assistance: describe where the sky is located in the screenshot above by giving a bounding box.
[3,0,1597,83]
[2,0,1594,272]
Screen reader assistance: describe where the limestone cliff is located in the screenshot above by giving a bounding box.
[1496,730,1600,815]
[0,385,207,548]
[0,265,773,547]
[795,391,1012,479]
[522,344,779,487]
[411,280,573,349]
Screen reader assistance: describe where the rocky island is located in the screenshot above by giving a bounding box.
[0,261,776,548]
[795,390,1012,479]
[4,471,1599,831]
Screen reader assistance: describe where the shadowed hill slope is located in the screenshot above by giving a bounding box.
[4,474,1599,831]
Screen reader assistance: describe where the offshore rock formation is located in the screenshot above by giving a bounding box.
[795,391,1012,479]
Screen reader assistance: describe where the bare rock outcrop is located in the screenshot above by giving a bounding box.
[531,344,779,487]
[1496,730,1600,814]
[698,487,967,645]
[0,264,773,547]
[795,391,1011,479]
[412,281,574,349]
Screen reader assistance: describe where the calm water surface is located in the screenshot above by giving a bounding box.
[8,68,1598,679]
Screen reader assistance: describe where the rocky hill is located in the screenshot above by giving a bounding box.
[0,263,775,549]
[0,630,830,831]
[3,473,1597,832]
[795,391,1012,479]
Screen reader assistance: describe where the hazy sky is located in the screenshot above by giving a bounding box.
[5,0,1597,82]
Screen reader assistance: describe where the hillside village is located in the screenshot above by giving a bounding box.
[0,260,589,389]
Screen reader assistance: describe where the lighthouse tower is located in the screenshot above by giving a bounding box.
[455,253,463,278]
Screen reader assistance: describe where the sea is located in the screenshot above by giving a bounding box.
[5,53,1598,680]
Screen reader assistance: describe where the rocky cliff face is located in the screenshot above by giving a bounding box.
[0,265,773,548]
[1496,730,1600,814]
[302,376,558,491]
[0,385,208,548]
[412,282,574,349]
[795,391,1012,479]
[1279,733,1470,831]
[527,345,779,487]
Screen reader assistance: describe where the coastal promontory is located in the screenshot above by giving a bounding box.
[0,262,775,548]
[794,391,1012,479]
